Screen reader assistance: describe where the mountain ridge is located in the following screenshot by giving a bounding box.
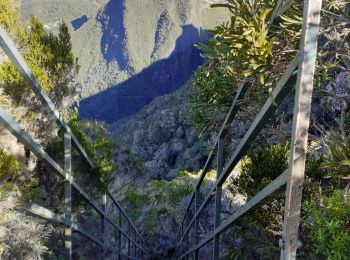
[20,0,229,121]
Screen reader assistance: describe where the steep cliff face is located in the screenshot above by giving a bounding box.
[77,0,206,124]
[20,0,116,98]
[20,0,229,125]
[113,84,214,179]
[79,24,204,124]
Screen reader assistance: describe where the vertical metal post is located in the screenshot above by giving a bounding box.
[134,230,137,257]
[101,193,107,259]
[118,209,122,259]
[141,240,144,260]
[180,223,183,257]
[64,132,72,260]
[213,138,224,260]
[281,1,322,259]
[136,236,139,259]
[194,189,199,260]
[268,0,285,26]
[128,223,131,259]
[184,214,189,259]
[131,230,133,258]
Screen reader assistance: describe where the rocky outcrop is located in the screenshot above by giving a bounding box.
[113,83,214,179]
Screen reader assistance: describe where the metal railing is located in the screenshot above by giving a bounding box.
[176,0,322,259]
[0,27,146,259]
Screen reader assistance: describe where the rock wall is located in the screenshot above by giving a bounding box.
[113,83,214,179]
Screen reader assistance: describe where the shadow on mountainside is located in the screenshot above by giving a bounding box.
[97,0,129,70]
[79,24,205,125]
[71,15,89,31]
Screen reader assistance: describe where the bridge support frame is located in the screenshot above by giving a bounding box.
[175,1,323,259]
[213,138,224,260]
[0,25,146,260]
[64,132,72,260]
[281,0,322,259]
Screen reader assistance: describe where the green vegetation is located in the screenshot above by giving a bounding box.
[0,146,39,201]
[305,146,326,180]
[322,139,350,180]
[0,0,25,39]
[0,146,40,203]
[18,176,41,202]
[189,1,350,258]
[0,147,50,259]
[0,0,116,196]
[0,0,79,165]
[1,0,114,191]
[0,0,17,29]
[67,112,115,184]
[225,139,350,258]
[122,171,196,220]
[0,0,349,257]
[0,2,112,257]
[228,142,289,198]
[49,112,115,190]
[226,143,288,256]
[148,177,194,205]
[121,170,213,241]
[304,190,350,259]
[0,16,78,108]
[125,154,145,175]
[189,0,301,133]
[123,188,149,219]
[0,148,20,181]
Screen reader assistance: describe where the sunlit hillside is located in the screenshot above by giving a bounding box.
[20,0,229,100]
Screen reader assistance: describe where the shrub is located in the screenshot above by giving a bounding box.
[0,0,25,39]
[0,148,20,181]
[0,209,53,259]
[228,142,289,198]
[120,171,201,234]
[0,190,53,259]
[304,190,350,259]
[147,177,195,205]
[0,182,16,197]
[126,155,145,175]
[18,176,41,203]
[188,0,302,133]
[225,142,290,256]
[0,1,79,110]
[322,139,350,180]
[93,135,114,179]
[67,114,115,184]
[305,147,326,180]
[123,188,149,219]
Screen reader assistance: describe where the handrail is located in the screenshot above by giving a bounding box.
[177,55,299,247]
[176,0,294,238]
[176,0,322,259]
[176,81,249,233]
[179,170,290,259]
[0,27,93,167]
[107,190,146,244]
[0,84,145,257]
[24,203,141,259]
[0,27,145,259]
